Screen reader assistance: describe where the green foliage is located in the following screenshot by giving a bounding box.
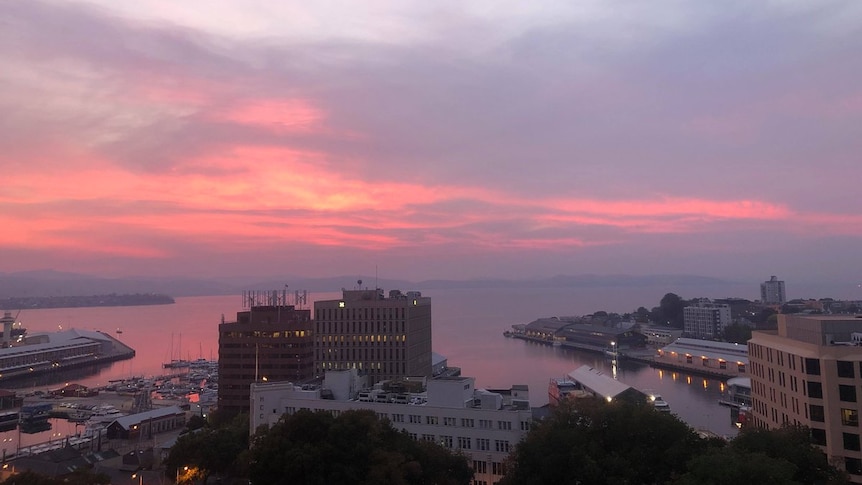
[723,323,752,343]
[0,468,110,485]
[674,425,848,485]
[186,414,207,431]
[165,413,250,483]
[659,293,687,328]
[500,397,705,485]
[248,409,472,485]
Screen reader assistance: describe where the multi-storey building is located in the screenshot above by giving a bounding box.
[760,275,787,305]
[683,299,731,340]
[314,289,432,384]
[251,371,532,485]
[218,293,314,417]
[749,314,862,481]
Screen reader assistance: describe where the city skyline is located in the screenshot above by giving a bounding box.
[2,1,861,290]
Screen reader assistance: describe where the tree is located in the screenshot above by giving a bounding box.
[635,306,650,323]
[659,293,687,328]
[723,323,752,344]
[500,397,706,485]
[674,425,847,485]
[248,409,472,485]
[165,413,250,483]
[0,468,110,485]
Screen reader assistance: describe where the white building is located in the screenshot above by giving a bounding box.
[760,275,786,305]
[683,299,731,340]
[250,370,533,485]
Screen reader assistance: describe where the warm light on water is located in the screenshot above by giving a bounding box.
[10,286,745,437]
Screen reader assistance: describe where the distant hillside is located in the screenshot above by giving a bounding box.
[0,270,732,300]
[0,270,234,298]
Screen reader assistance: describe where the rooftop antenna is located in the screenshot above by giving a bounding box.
[357,279,363,290]
[375,265,378,290]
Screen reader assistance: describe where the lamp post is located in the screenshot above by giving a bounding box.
[131,472,142,485]
[176,466,188,484]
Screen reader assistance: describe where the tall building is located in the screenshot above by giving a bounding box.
[760,275,787,305]
[250,371,532,485]
[749,315,862,481]
[683,299,731,340]
[314,289,432,384]
[218,292,314,417]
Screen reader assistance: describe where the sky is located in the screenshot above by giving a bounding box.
[2,1,861,290]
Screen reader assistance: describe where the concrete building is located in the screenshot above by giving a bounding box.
[655,338,748,378]
[760,275,787,305]
[314,289,432,385]
[748,314,862,481]
[250,370,532,485]
[683,299,731,340]
[218,293,314,417]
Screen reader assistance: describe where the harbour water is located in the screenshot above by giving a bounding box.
[6,285,758,439]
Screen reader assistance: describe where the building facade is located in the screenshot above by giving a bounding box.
[749,315,862,481]
[760,275,787,305]
[218,296,314,417]
[314,289,432,384]
[655,338,748,378]
[683,300,731,340]
[251,371,531,485]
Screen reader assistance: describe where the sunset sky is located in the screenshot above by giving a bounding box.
[2,1,861,290]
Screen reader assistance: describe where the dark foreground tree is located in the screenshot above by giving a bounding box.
[248,409,472,485]
[165,413,250,483]
[500,397,706,485]
[674,425,848,484]
[0,468,110,485]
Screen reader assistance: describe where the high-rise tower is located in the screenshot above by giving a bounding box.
[314,288,432,384]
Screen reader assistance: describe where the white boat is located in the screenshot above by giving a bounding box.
[651,395,670,412]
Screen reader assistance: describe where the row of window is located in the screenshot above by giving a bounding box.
[409,433,511,452]
[391,414,524,431]
[315,307,410,322]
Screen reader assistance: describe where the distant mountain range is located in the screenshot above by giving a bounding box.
[0,270,734,299]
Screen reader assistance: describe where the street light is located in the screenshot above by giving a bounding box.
[131,472,142,485]
[176,466,189,483]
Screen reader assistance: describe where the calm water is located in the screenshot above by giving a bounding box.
[10,285,751,439]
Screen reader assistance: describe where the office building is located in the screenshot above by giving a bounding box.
[251,370,531,485]
[749,315,862,481]
[683,299,731,340]
[314,289,432,384]
[218,292,314,416]
[760,275,787,305]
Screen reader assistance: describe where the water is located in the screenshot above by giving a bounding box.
[8,285,747,439]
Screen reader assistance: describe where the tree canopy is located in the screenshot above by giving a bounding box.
[501,397,848,485]
[164,413,250,484]
[500,397,706,485]
[248,409,473,485]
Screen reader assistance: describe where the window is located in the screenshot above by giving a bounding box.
[473,460,487,474]
[838,361,856,378]
[495,440,510,452]
[479,419,492,429]
[421,434,435,442]
[810,405,825,423]
[492,462,507,476]
[844,433,861,451]
[392,414,404,423]
[461,418,474,428]
[807,381,823,399]
[520,421,531,431]
[409,415,421,424]
[426,416,438,425]
[497,420,512,430]
[805,358,821,376]
[719,360,727,370]
[686,355,693,364]
[443,417,456,426]
[738,363,746,373]
[843,408,859,427]
[840,385,857,403]
[811,428,827,446]
[846,458,862,476]
[477,438,490,451]
[457,436,472,449]
[441,435,453,448]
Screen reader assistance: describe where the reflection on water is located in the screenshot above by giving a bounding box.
[9,288,742,437]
